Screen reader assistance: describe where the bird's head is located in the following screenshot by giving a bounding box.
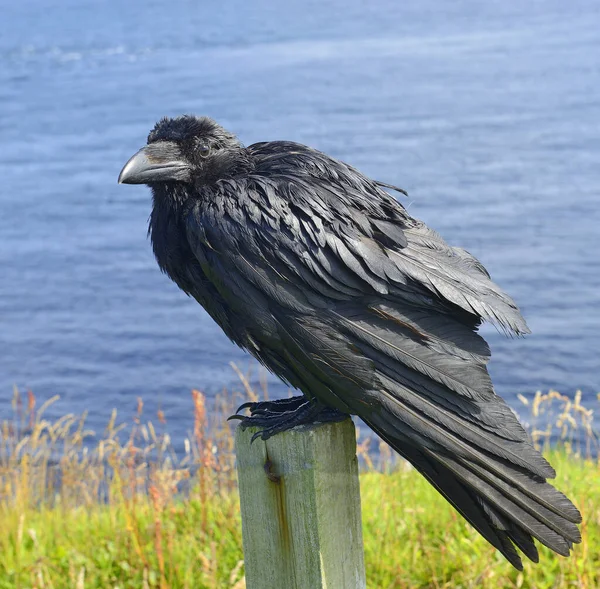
[118,115,249,189]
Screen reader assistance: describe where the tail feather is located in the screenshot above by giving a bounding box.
[376,380,581,526]
[478,501,540,563]
[369,421,527,569]
[374,380,554,479]
[365,392,582,567]
[432,451,579,555]
[450,453,582,534]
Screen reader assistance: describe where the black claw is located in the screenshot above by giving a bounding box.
[235,401,256,414]
[227,414,246,421]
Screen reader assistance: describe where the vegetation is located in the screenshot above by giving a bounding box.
[1,371,598,588]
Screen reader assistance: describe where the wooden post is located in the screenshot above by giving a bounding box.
[235,419,366,589]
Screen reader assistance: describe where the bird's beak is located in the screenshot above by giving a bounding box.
[118,143,191,184]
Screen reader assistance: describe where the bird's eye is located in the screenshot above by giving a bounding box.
[198,144,211,157]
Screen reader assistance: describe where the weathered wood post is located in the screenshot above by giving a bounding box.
[235,419,366,589]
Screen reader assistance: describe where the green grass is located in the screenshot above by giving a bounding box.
[360,450,599,588]
[1,382,599,588]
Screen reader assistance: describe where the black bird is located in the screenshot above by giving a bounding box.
[119,115,581,568]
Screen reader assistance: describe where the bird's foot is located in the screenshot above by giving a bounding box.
[229,395,348,442]
[234,395,307,417]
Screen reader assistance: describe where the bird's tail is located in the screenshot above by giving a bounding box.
[363,389,582,570]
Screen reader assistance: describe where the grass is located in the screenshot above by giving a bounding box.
[1,373,599,588]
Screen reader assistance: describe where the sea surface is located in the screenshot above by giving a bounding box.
[1,0,599,448]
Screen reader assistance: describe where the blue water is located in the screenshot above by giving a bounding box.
[1,0,599,445]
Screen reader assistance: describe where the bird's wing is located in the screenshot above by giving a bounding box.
[247,141,529,335]
[184,150,580,567]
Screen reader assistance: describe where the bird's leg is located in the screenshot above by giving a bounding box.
[229,396,348,442]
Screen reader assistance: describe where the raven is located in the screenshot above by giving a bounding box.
[119,115,581,568]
